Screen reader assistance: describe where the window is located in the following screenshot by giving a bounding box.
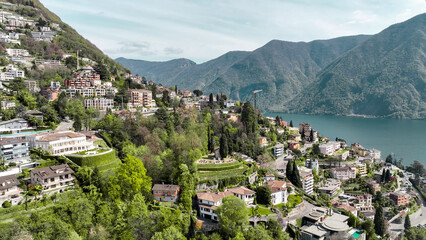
[50,178,54,182]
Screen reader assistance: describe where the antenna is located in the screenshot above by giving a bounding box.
[253,90,263,110]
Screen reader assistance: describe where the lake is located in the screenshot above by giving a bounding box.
[265,113,426,167]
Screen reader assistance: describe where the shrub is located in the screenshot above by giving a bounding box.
[2,200,12,208]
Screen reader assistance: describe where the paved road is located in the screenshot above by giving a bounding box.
[55,121,73,132]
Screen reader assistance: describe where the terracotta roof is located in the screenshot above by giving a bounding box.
[265,180,287,193]
[31,164,74,180]
[337,204,357,212]
[152,184,180,192]
[196,191,233,203]
[228,186,255,195]
[37,131,85,142]
[0,174,19,191]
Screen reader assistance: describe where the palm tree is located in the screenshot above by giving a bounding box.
[32,184,43,208]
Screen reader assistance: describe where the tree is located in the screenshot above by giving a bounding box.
[385,169,391,182]
[404,214,411,229]
[374,206,386,237]
[193,89,203,97]
[361,219,377,240]
[70,197,95,237]
[216,195,249,238]
[309,129,314,142]
[291,162,302,188]
[219,127,228,159]
[381,169,386,183]
[177,164,194,212]
[108,155,152,201]
[207,125,214,153]
[312,144,320,155]
[385,154,393,164]
[286,159,293,181]
[241,102,257,134]
[289,120,293,127]
[256,185,272,205]
[151,226,185,240]
[2,200,11,208]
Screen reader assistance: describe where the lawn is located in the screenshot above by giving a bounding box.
[287,194,302,206]
[94,139,108,148]
[249,205,275,216]
[198,165,248,180]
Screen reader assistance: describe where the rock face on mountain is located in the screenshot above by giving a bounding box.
[288,13,426,119]
[117,13,426,119]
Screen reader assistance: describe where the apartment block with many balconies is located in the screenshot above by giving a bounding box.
[28,131,94,155]
[0,137,30,164]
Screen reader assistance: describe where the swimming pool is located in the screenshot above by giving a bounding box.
[352,231,363,239]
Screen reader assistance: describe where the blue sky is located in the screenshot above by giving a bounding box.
[40,0,425,63]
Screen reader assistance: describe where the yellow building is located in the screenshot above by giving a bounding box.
[355,163,367,176]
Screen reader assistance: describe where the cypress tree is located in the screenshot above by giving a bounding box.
[385,169,391,182]
[292,163,302,188]
[286,160,293,181]
[226,129,233,154]
[404,214,411,229]
[207,126,214,153]
[374,205,386,237]
[309,129,314,142]
[219,127,228,159]
[381,169,386,182]
[289,120,293,127]
[301,130,305,141]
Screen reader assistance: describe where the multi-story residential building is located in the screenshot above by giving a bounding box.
[0,71,14,81]
[24,80,39,92]
[6,48,29,57]
[128,89,153,108]
[84,98,114,110]
[0,100,15,109]
[389,192,410,206]
[31,164,75,193]
[305,159,319,173]
[355,194,373,211]
[355,163,367,176]
[273,143,284,157]
[318,179,341,197]
[367,149,381,160]
[196,186,255,221]
[319,141,342,156]
[152,183,180,202]
[41,86,61,101]
[264,180,287,205]
[299,123,311,134]
[0,118,32,133]
[300,167,314,195]
[287,140,300,150]
[28,131,94,155]
[224,99,235,108]
[0,174,21,205]
[330,166,356,181]
[0,138,30,163]
[352,143,367,157]
[31,31,56,41]
[258,137,268,147]
[366,179,381,194]
[64,67,101,88]
[8,65,25,78]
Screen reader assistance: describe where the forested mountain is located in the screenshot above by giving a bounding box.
[117,36,369,111]
[288,13,426,119]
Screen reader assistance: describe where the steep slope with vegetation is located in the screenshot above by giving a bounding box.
[288,13,426,119]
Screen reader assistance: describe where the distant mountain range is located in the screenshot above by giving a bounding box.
[116,13,426,119]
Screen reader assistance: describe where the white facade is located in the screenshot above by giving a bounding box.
[300,167,314,195]
[28,131,94,155]
[6,48,29,57]
[331,166,357,181]
[273,144,284,157]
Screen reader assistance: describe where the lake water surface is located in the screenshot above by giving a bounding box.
[265,113,426,167]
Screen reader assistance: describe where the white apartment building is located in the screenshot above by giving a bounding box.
[84,98,114,110]
[330,166,357,181]
[6,48,29,57]
[319,141,341,155]
[31,164,74,193]
[264,180,287,205]
[273,143,284,157]
[300,167,314,195]
[367,149,381,160]
[28,131,94,155]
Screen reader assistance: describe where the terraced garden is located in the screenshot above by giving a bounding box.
[66,148,121,173]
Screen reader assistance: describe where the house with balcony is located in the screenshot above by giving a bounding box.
[0,138,30,164]
[0,174,21,205]
[31,164,74,193]
[258,137,268,147]
[27,131,94,155]
[318,179,341,197]
[0,118,32,133]
[355,194,374,211]
[330,166,356,181]
[389,192,410,206]
[196,186,255,221]
[152,183,180,203]
[264,180,287,205]
[128,89,153,108]
[273,143,284,157]
[300,167,314,195]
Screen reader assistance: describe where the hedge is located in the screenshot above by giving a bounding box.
[67,149,116,167]
[197,161,243,171]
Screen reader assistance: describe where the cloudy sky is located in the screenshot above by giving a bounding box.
[40,0,425,63]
